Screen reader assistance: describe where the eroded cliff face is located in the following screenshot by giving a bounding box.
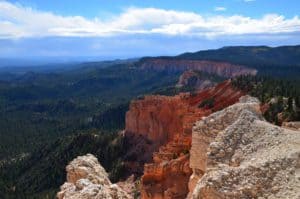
[140,59,257,77]
[125,93,194,145]
[125,81,243,145]
[124,93,204,183]
[125,81,244,198]
[189,96,300,199]
[57,154,132,199]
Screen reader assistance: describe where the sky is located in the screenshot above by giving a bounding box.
[0,0,300,59]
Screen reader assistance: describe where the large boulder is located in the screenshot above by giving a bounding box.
[189,96,300,198]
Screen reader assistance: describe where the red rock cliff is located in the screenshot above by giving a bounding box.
[124,81,244,199]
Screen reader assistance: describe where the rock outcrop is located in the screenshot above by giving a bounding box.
[140,59,257,77]
[176,70,217,91]
[125,81,244,198]
[125,93,196,146]
[57,154,132,199]
[189,96,300,199]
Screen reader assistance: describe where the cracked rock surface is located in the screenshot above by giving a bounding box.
[189,96,300,199]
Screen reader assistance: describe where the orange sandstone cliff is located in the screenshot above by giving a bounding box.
[124,81,244,198]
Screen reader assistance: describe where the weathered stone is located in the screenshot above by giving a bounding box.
[189,97,300,199]
[57,154,132,199]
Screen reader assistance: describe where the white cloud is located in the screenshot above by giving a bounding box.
[0,1,300,39]
[244,0,256,2]
[214,7,226,12]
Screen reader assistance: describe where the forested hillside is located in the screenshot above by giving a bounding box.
[0,60,184,198]
[232,75,300,124]
[0,62,181,159]
[178,45,300,65]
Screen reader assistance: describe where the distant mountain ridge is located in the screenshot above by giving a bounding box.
[138,59,257,77]
[151,45,300,66]
[140,45,300,78]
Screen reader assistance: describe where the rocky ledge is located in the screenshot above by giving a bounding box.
[189,96,300,199]
[57,154,132,199]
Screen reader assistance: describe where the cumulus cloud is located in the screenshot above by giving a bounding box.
[0,1,300,39]
[214,7,226,12]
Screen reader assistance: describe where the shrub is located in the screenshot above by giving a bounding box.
[199,97,215,109]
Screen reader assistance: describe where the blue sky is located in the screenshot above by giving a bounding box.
[7,0,300,18]
[1,0,300,59]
